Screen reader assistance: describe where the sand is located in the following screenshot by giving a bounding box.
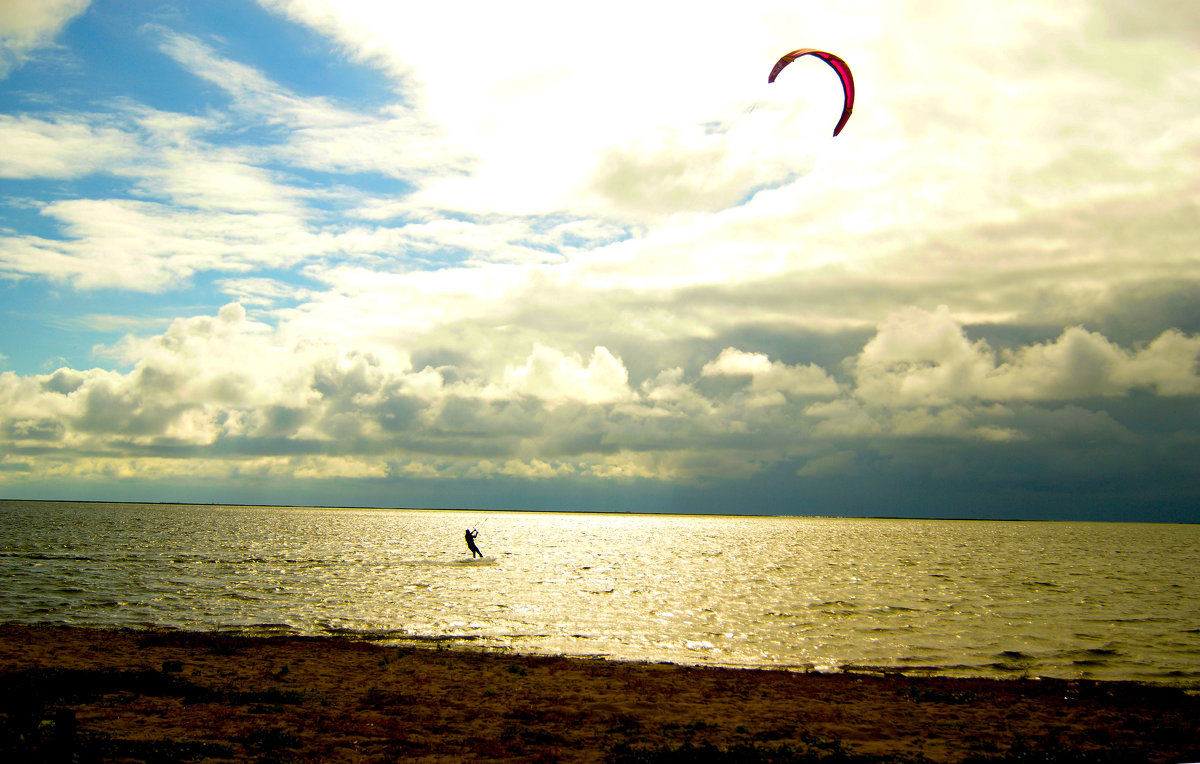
[0,624,1196,763]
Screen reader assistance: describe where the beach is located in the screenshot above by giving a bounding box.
[1,624,1196,762]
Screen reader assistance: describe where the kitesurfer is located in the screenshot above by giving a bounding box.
[465,528,483,558]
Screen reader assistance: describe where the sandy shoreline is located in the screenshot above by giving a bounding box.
[1,624,1196,762]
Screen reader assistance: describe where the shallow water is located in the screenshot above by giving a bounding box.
[2,501,1197,686]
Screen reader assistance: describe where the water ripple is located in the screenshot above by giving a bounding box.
[1,501,1198,686]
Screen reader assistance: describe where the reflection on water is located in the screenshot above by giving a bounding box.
[1,501,1197,686]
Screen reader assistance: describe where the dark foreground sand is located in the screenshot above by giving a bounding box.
[1,624,1196,763]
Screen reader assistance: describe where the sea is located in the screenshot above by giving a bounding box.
[2,501,1197,687]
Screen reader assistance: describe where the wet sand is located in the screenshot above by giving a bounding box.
[1,624,1196,762]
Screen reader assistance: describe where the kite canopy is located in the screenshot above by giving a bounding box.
[768,48,855,137]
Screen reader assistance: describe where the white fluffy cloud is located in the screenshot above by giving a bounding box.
[854,306,1200,407]
[703,347,839,406]
[156,29,470,181]
[0,0,89,77]
[1,198,319,290]
[4,0,1199,317]
[5,299,1195,488]
[0,115,136,178]
[3,1,1200,516]
[502,344,632,407]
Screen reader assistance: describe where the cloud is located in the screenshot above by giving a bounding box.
[6,0,1198,316]
[128,152,301,215]
[43,313,171,334]
[853,306,1200,407]
[0,198,317,290]
[0,115,137,178]
[502,344,632,407]
[216,277,314,307]
[796,449,859,478]
[853,306,996,407]
[0,293,1198,517]
[0,0,89,77]
[703,348,775,377]
[255,0,842,218]
[0,29,551,290]
[584,115,810,221]
[156,29,470,180]
[702,347,839,406]
[0,109,328,289]
[804,399,881,439]
[4,1,1200,518]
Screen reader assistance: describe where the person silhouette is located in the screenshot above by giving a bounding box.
[465,528,483,558]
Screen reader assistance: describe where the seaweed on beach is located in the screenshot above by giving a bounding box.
[79,735,237,764]
[607,740,880,763]
[0,666,305,706]
[3,625,1198,764]
[0,696,235,764]
[607,740,1159,764]
[0,665,305,762]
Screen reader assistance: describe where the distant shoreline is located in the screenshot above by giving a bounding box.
[2,498,1193,524]
[2,623,1197,762]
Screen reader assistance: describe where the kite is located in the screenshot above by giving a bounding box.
[768,49,855,137]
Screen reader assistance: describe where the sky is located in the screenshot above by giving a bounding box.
[1,0,1199,521]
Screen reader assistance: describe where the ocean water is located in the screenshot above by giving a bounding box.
[1,501,1197,686]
